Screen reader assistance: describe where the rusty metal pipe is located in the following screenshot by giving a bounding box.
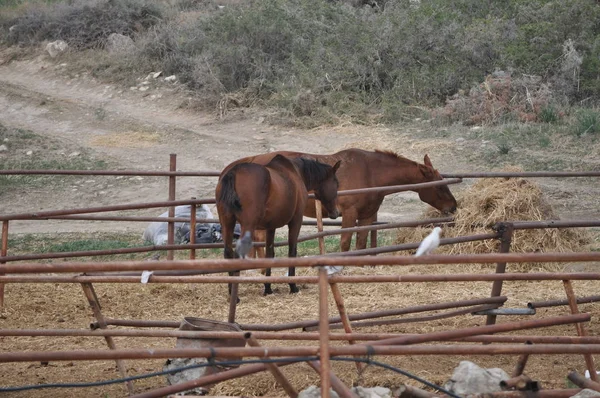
[0,220,8,308]
[244,333,298,398]
[4,342,600,363]
[131,361,295,398]
[318,267,331,398]
[308,303,501,331]
[528,295,600,309]
[6,329,600,345]
[512,341,533,377]
[0,198,215,221]
[0,169,221,176]
[5,252,600,274]
[267,297,507,332]
[442,171,600,178]
[306,360,359,398]
[296,217,454,244]
[0,243,224,262]
[326,232,499,257]
[567,371,600,392]
[500,375,532,390]
[167,154,177,261]
[366,313,590,347]
[3,272,600,284]
[487,222,514,326]
[308,179,463,198]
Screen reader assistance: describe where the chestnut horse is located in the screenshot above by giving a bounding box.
[216,154,341,295]
[223,148,457,253]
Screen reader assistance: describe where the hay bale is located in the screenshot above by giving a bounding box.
[396,169,590,271]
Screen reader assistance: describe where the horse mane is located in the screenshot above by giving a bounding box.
[293,157,332,189]
[375,150,415,163]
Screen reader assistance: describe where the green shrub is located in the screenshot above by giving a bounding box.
[1,0,163,49]
[574,109,599,137]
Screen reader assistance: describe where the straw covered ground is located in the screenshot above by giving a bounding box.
[396,170,592,271]
[1,248,599,397]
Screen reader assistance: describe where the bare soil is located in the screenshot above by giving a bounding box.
[0,55,599,397]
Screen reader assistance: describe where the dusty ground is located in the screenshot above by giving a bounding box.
[0,55,599,397]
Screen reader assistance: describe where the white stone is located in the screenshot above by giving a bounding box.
[164,75,177,82]
[152,71,163,79]
[68,152,80,157]
[26,150,33,156]
[46,40,68,58]
[106,33,135,54]
[0,144,7,152]
[139,86,149,92]
[444,361,509,395]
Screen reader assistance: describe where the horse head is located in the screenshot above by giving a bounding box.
[297,158,341,220]
[416,155,457,214]
[314,160,341,219]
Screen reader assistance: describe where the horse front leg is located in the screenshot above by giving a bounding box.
[287,215,303,294]
[356,213,377,251]
[340,209,358,252]
[263,229,276,296]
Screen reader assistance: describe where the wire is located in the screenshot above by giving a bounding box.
[0,355,459,397]
[0,356,317,392]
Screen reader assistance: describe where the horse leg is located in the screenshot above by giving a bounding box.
[356,213,377,251]
[340,209,358,252]
[220,215,241,303]
[263,229,276,296]
[287,215,303,294]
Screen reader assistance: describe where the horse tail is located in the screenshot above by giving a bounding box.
[218,170,242,212]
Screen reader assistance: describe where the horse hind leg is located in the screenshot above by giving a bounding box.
[287,215,302,294]
[263,229,276,296]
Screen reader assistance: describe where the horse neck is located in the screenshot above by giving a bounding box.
[373,155,426,187]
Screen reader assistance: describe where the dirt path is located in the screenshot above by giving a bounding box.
[1,57,598,237]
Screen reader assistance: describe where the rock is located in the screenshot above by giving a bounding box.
[298,385,340,398]
[26,150,33,156]
[164,75,177,82]
[0,144,7,152]
[106,33,135,54]
[152,71,163,79]
[68,152,80,157]
[353,386,392,398]
[46,40,68,58]
[571,389,600,398]
[139,86,149,92]
[444,361,509,395]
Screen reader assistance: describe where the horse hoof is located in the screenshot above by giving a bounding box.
[263,290,274,296]
[290,287,300,294]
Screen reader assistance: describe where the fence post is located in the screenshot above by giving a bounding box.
[190,198,196,260]
[486,222,514,326]
[563,279,599,382]
[81,283,134,394]
[0,220,8,309]
[318,265,331,398]
[167,154,177,261]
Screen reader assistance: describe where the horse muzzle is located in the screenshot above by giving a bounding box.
[328,209,340,220]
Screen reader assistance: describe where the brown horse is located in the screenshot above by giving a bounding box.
[216,154,341,295]
[223,148,457,253]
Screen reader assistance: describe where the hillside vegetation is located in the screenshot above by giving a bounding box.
[1,0,599,127]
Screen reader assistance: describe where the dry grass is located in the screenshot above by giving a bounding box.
[1,261,599,397]
[396,168,591,271]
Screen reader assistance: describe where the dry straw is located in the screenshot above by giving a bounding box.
[396,167,590,271]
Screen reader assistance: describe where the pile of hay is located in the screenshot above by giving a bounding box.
[396,169,590,271]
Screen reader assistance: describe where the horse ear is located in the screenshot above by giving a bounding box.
[424,154,433,167]
[332,160,341,174]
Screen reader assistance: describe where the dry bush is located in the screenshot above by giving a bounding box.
[433,73,558,126]
[396,168,590,271]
